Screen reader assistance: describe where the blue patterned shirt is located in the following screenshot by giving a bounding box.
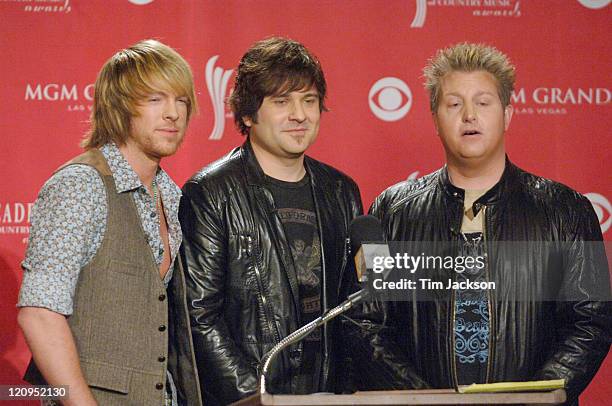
[18,142,182,314]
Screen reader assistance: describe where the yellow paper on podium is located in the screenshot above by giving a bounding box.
[458,379,565,393]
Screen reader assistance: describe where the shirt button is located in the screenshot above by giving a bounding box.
[158,356,166,362]
[155,382,164,390]
[150,211,157,218]
[158,294,166,301]
[158,325,166,332]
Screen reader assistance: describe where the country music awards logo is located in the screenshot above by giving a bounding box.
[410,0,521,28]
[205,55,234,140]
[586,193,612,234]
[0,202,33,244]
[369,77,413,122]
[407,171,420,181]
[3,0,72,13]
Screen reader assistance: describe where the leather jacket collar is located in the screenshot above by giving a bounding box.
[240,137,268,186]
[439,157,521,211]
[240,137,335,192]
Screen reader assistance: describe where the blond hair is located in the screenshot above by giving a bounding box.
[82,39,197,149]
[423,42,515,112]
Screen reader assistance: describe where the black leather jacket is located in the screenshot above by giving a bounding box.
[343,160,611,405]
[179,140,363,405]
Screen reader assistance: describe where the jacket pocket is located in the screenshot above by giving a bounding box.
[228,232,259,289]
[80,359,131,394]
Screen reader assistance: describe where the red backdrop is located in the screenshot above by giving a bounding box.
[1,0,610,404]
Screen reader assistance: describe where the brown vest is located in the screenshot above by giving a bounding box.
[25,149,201,405]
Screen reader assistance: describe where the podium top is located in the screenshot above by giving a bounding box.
[232,388,566,405]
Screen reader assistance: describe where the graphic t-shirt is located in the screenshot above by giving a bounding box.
[265,173,322,394]
[454,232,489,385]
[454,189,490,385]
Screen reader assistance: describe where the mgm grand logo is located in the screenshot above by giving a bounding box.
[25,83,94,112]
[511,87,611,115]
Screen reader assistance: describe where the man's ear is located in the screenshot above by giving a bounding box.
[243,116,253,128]
[504,104,513,131]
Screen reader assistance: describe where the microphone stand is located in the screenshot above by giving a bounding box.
[259,289,369,395]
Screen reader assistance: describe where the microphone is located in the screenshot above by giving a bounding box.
[258,215,388,395]
[349,214,387,283]
[349,215,393,299]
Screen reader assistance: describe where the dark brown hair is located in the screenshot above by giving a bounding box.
[229,37,327,135]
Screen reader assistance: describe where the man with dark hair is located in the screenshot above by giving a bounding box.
[179,37,362,404]
[344,43,611,405]
[18,40,202,406]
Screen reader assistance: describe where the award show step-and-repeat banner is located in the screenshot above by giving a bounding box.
[1,1,610,404]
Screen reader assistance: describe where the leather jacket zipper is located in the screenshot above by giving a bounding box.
[482,208,494,384]
[247,235,281,344]
[450,283,459,389]
[450,232,460,389]
[338,236,351,298]
[449,206,462,390]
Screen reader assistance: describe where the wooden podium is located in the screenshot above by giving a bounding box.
[231,388,566,405]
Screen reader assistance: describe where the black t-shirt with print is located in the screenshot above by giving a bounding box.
[265,173,322,394]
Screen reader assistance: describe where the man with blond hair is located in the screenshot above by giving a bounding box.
[18,40,202,406]
[344,43,611,405]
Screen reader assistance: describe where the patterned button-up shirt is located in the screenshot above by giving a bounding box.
[19,142,182,312]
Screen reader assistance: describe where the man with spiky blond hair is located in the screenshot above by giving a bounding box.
[18,40,202,406]
[344,43,611,405]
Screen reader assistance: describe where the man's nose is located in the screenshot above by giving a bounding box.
[288,100,306,122]
[462,103,476,123]
[164,100,179,121]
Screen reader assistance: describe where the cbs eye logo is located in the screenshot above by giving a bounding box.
[586,193,612,234]
[577,0,610,9]
[369,77,413,122]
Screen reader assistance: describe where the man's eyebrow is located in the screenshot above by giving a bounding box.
[442,90,496,97]
[270,90,319,98]
[146,90,167,96]
[474,90,496,97]
[441,92,462,98]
